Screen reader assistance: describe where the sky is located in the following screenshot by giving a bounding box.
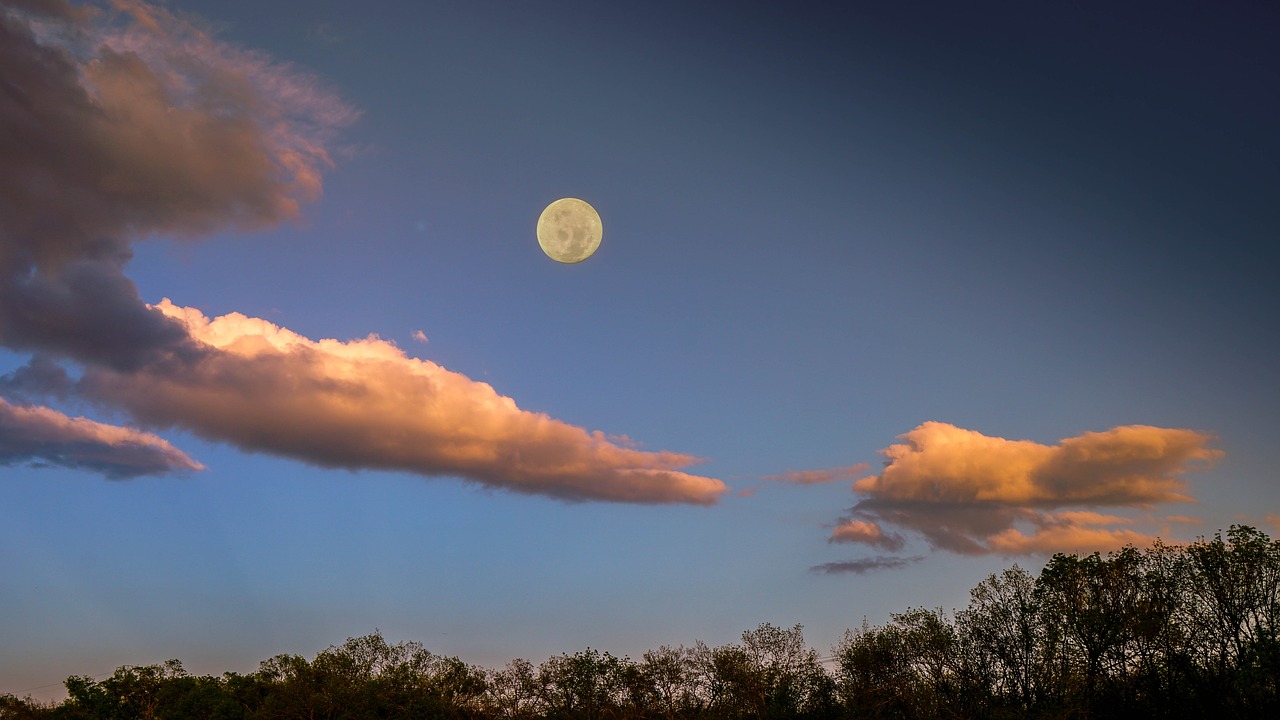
[2,0,1278,701]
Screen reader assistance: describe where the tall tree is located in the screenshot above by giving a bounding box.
[957,565,1043,710]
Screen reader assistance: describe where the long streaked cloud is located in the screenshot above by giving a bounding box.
[763,463,868,486]
[71,301,726,504]
[829,422,1220,556]
[810,555,923,575]
[0,1,726,503]
[0,396,202,478]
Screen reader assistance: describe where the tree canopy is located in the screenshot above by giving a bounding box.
[5,526,1277,720]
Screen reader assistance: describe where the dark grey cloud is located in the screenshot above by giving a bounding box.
[0,355,72,401]
[0,0,355,369]
[810,555,924,575]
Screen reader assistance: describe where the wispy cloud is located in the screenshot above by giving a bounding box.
[832,422,1219,556]
[0,396,202,478]
[810,555,924,575]
[0,1,725,504]
[763,463,868,486]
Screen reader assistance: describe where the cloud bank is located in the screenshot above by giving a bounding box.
[0,1,726,503]
[830,422,1220,556]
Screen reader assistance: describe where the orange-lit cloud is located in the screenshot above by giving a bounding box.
[0,396,202,478]
[74,302,727,504]
[829,518,905,551]
[986,524,1157,555]
[852,422,1213,506]
[764,463,869,485]
[837,422,1220,555]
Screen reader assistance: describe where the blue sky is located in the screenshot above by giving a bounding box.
[2,0,1277,700]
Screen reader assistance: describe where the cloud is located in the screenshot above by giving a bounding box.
[0,2,726,504]
[412,330,429,343]
[72,301,727,504]
[985,523,1157,555]
[0,396,202,478]
[829,518,906,551]
[838,422,1220,556]
[763,463,868,485]
[810,555,924,575]
[0,0,356,369]
[0,355,72,400]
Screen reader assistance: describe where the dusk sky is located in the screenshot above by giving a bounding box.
[2,0,1277,700]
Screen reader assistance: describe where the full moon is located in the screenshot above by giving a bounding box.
[536,198,602,264]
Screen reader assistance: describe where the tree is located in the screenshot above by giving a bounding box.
[892,608,962,716]
[740,624,830,720]
[486,659,542,720]
[833,620,914,719]
[536,649,627,720]
[253,653,332,720]
[1183,525,1280,715]
[638,646,701,720]
[1036,547,1146,712]
[62,661,191,720]
[0,694,52,720]
[956,565,1042,710]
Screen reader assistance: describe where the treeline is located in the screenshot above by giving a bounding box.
[4,526,1277,720]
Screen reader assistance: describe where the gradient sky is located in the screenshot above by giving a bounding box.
[3,0,1277,701]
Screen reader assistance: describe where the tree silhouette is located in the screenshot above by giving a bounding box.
[24,526,1280,720]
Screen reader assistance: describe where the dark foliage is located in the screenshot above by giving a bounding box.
[8,526,1278,720]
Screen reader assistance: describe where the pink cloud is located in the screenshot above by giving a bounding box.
[76,302,727,504]
[0,396,202,478]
